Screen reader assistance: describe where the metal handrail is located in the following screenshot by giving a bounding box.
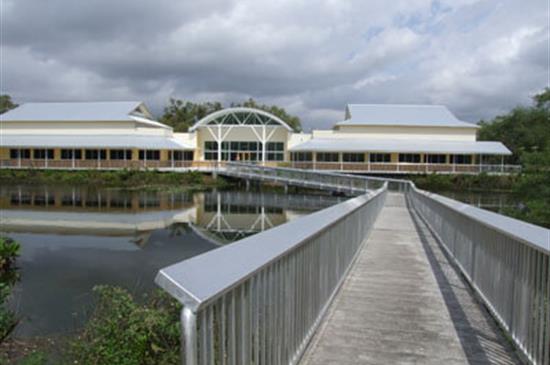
[407,183,549,365]
[156,182,388,365]
[157,163,548,365]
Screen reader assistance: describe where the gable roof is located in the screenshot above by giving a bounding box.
[0,101,167,128]
[336,104,478,128]
[289,138,510,155]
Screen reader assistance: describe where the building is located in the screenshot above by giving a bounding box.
[0,101,515,174]
[0,101,195,169]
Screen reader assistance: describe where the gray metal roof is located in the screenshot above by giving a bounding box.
[1,101,148,122]
[336,104,478,128]
[0,134,193,150]
[289,138,511,155]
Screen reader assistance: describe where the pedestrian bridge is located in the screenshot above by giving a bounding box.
[156,163,549,365]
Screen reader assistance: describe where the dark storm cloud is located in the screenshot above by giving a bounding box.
[1,0,548,128]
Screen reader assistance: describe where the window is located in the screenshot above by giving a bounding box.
[316,152,339,162]
[343,153,365,163]
[205,141,218,150]
[266,142,284,161]
[61,149,82,160]
[204,152,218,160]
[267,142,284,151]
[369,153,391,163]
[267,152,284,161]
[33,149,54,160]
[425,154,446,164]
[398,154,421,163]
[169,151,193,161]
[10,149,30,159]
[290,152,312,162]
[138,150,160,160]
[85,149,107,160]
[110,149,132,160]
[450,154,472,164]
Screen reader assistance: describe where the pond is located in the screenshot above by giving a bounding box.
[436,191,521,215]
[0,184,344,338]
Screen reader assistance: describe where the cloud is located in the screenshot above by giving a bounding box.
[1,0,547,129]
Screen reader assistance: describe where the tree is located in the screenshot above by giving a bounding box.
[159,99,223,132]
[533,87,550,108]
[231,98,302,132]
[160,97,303,132]
[0,95,17,114]
[478,90,550,164]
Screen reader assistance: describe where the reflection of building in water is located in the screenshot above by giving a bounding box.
[0,185,194,212]
[0,186,342,246]
[192,191,342,244]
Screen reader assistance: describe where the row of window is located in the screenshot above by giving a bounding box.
[8,149,193,161]
[204,141,284,152]
[204,141,284,161]
[290,153,473,164]
[8,148,474,164]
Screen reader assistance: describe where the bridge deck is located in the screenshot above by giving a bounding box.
[301,193,520,365]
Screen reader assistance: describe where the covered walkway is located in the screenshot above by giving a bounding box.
[302,193,521,365]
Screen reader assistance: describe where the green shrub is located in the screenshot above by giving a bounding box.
[0,169,229,191]
[0,236,20,343]
[70,285,181,365]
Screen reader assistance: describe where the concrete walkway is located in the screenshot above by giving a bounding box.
[301,193,520,365]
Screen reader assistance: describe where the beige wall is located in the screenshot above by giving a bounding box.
[2,121,172,137]
[314,125,477,141]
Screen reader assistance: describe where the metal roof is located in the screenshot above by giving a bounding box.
[0,134,193,150]
[336,104,478,128]
[289,138,511,155]
[0,101,157,123]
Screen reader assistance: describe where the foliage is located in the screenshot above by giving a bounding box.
[0,95,17,115]
[69,285,181,365]
[0,169,229,191]
[431,88,550,227]
[17,351,48,365]
[412,173,517,193]
[478,89,550,164]
[159,98,223,132]
[533,87,550,108]
[0,237,21,343]
[230,98,302,131]
[507,149,550,227]
[159,97,302,132]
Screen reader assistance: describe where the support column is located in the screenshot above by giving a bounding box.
[262,125,266,165]
[72,149,75,169]
[217,125,222,163]
[479,154,482,173]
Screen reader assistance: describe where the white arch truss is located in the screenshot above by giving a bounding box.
[189,107,293,132]
[190,107,292,163]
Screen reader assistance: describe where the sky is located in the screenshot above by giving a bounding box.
[1,0,548,130]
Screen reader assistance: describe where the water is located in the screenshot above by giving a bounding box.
[436,191,520,215]
[0,184,343,338]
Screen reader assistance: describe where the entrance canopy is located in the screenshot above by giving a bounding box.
[189,107,293,132]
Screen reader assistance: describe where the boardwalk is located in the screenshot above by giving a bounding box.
[301,193,521,365]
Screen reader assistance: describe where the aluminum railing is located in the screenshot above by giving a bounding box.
[221,161,386,194]
[155,183,387,365]
[289,161,522,174]
[156,163,547,365]
[407,185,549,365]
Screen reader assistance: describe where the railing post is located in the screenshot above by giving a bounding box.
[181,307,197,365]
